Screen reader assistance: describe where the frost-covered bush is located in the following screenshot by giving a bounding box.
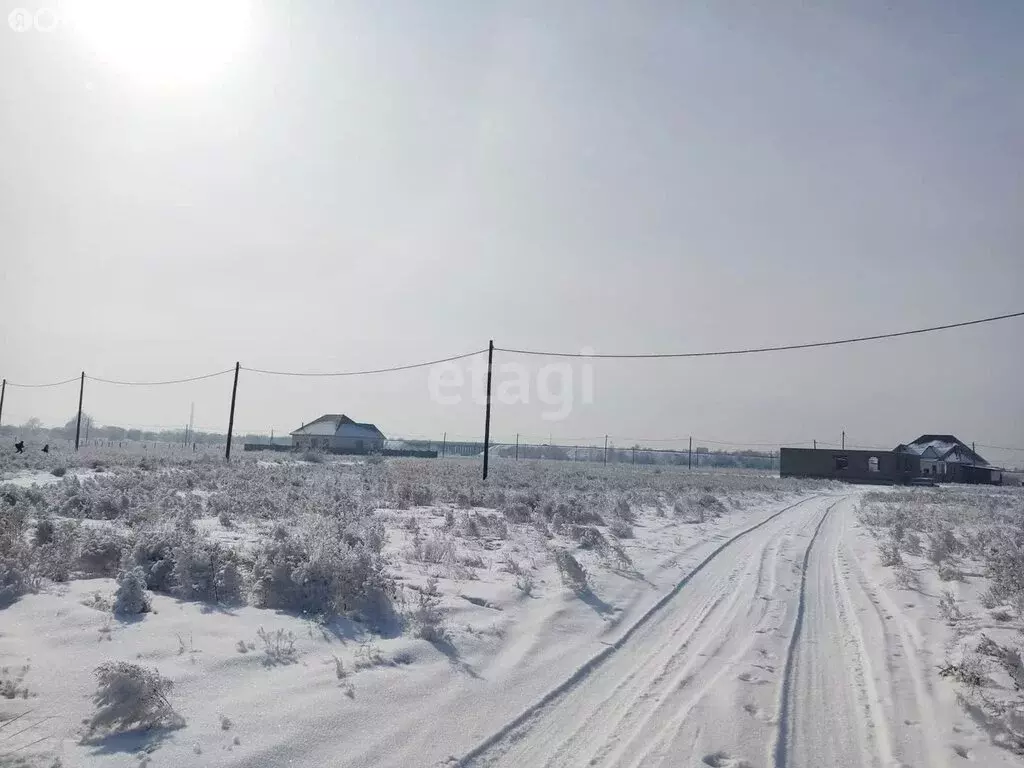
[879,538,903,567]
[122,526,181,592]
[0,494,34,606]
[569,525,607,550]
[553,548,589,592]
[114,567,151,615]
[608,518,634,539]
[34,519,80,582]
[407,577,447,642]
[408,533,455,565]
[78,527,126,576]
[171,539,244,604]
[251,516,393,618]
[87,662,180,736]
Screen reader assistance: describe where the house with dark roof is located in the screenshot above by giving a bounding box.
[781,433,1003,485]
[893,434,1000,484]
[290,414,386,453]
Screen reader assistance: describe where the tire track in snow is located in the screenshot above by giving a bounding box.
[621,500,827,768]
[455,494,827,767]
[841,525,949,768]
[771,499,837,768]
[611,512,797,767]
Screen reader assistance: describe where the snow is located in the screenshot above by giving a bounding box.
[3,456,1023,767]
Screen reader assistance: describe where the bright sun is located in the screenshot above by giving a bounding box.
[67,0,251,85]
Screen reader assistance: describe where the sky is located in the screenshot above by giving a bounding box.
[1,0,1022,465]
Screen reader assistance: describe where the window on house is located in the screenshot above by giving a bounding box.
[868,457,879,472]
[834,456,849,471]
[923,467,930,475]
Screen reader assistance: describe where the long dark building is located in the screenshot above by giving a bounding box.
[780,434,1004,485]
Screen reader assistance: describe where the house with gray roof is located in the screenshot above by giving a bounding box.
[290,414,386,453]
[893,434,998,483]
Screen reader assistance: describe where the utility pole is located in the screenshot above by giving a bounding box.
[442,432,447,458]
[515,433,519,461]
[688,436,693,470]
[225,362,240,461]
[74,372,85,451]
[604,435,608,465]
[842,431,845,450]
[482,340,494,480]
[813,439,817,450]
[632,446,636,465]
[0,379,5,432]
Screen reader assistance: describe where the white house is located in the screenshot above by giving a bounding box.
[290,414,386,453]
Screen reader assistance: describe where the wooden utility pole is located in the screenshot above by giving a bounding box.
[688,436,693,469]
[225,362,240,461]
[442,432,447,458]
[482,340,494,480]
[0,379,5,431]
[842,431,845,450]
[74,372,85,451]
[813,439,817,450]
[603,435,608,465]
[515,433,519,461]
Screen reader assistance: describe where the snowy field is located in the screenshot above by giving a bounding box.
[1,449,1022,767]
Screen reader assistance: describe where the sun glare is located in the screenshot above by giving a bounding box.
[68,0,251,85]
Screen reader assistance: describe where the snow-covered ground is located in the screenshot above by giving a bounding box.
[2,452,1023,767]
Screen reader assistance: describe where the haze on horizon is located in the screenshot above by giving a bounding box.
[1,0,1022,466]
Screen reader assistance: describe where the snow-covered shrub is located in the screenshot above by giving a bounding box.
[87,662,180,735]
[551,498,605,529]
[407,577,447,643]
[250,516,393,618]
[78,527,126,576]
[0,498,33,606]
[256,626,297,665]
[569,525,607,550]
[515,572,535,596]
[553,548,588,593]
[122,525,180,591]
[408,533,456,565]
[879,538,903,567]
[608,518,634,539]
[34,519,80,582]
[937,563,964,582]
[34,516,57,545]
[171,538,245,604]
[114,567,151,615]
[502,502,533,524]
[938,589,962,623]
[612,496,636,522]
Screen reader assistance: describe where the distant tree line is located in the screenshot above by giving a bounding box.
[0,414,234,446]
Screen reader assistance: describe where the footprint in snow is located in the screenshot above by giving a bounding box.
[952,744,972,759]
[702,751,752,768]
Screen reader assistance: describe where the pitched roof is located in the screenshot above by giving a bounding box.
[290,415,385,439]
[896,435,988,466]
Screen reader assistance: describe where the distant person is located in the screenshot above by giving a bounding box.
[14,440,25,453]
[42,444,49,454]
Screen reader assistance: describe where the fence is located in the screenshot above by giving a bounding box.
[3,311,1024,477]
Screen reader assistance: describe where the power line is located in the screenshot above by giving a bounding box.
[87,369,235,386]
[977,443,1024,453]
[241,348,487,377]
[496,310,1024,359]
[5,376,80,388]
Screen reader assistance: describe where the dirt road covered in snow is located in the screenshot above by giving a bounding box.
[456,493,993,768]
